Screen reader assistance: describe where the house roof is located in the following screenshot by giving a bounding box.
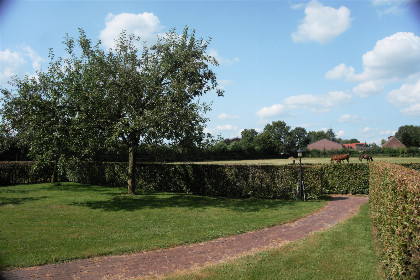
[343,143,366,149]
[382,136,406,149]
[307,139,343,151]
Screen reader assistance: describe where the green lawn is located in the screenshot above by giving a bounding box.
[0,183,327,269]
[161,203,384,280]
[184,157,420,165]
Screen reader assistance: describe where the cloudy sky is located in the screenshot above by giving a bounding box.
[1,0,420,145]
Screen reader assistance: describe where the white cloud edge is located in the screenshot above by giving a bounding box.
[291,0,352,44]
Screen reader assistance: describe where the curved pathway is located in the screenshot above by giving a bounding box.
[1,195,368,280]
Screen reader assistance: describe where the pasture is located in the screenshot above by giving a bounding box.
[184,156,420,165]
[0,182,327,269]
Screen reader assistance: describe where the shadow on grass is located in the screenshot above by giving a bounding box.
[39,182,124,196]
[70,193,324,213]
[0,196,48,207]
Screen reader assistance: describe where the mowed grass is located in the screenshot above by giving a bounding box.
[186,156,420,165]
[0,183,327,269]
[160,203,383,280]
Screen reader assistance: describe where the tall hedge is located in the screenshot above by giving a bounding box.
[64,162,369,199]
[0,162,54,186]
[370,162,420,280]
[322,164,370,194]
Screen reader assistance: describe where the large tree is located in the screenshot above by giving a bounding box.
[395,125,420,147]
[308,129,336,143]
[262,121,291,155]
[1,27,223,194]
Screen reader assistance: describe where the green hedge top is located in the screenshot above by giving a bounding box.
[369,162,420,280]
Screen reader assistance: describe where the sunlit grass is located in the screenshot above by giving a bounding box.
[0,182,327,269]
[160,204,383,280]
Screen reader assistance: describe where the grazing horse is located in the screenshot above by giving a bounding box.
[331,154,350,163]
[359,154,373,162]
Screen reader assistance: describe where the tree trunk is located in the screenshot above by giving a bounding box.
[127,144,136,194]
[51,159,58,183]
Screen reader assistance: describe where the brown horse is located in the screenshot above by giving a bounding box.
[359,154,373,162]
[331,154,350,163]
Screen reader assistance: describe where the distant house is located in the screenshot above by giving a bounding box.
[343,143,366,150]
[382,136,406,149]
[307,139,344,151]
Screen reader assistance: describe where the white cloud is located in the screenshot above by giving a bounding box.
[372,0,411,16]
[337,130,345,137]
[291,0,351,44]
[363,126,371,133]
[0,45,43,84]
[256,104,287,118]
[387,79,420,106]
[205,124,239,135]
[358,32,420,81]
[338,113,359,122]
[353,80,387,97]
[99,12,163,50]
[387,79,420,116]
[0,49,25,83]
[379,129,393,136]
[217,113,240,120]
[216,124,237,131]
[218,79,234,90]
[284,91,351,113]
[325,63,355,80]
[209,49,240,65]
[256,91,351,120]
[400,103,420,116]
[327,32,420,97]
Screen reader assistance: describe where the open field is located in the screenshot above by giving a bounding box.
[158,204,383,280]
[181,157,420,165]
[0,183,327,269]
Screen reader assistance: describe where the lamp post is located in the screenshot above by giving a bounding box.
[297,149,304,201]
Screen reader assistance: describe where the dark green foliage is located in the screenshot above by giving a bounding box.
[0,162,54,186]
[401,163,420,171]
[63,162,370,199]
[395,125,420,147]
[322,164,370,194]
[370,162,420,280]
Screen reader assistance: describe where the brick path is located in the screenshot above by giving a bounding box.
[1,195,368,280]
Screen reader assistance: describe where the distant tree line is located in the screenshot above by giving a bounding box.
[3,120,419,163]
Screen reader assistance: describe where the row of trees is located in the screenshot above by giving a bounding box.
[212,124,420,159]
[0,27,223,194]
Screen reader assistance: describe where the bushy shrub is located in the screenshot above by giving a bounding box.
[370,162,420,280]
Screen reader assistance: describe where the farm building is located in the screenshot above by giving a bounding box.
[382,136,406,149]
[307,139,344,151]
[343,143,366,150]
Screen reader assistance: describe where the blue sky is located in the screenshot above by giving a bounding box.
[1,0,420,145]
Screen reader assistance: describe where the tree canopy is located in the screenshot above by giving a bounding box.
[1,27,223,193]
[395,125,420,147]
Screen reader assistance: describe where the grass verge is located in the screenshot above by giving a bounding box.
[0,182,327,269]
[160,203,383,280]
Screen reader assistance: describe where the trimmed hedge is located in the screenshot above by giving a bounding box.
[1,161,370,198]
[322,164,370,194]
[370,162,420,280]
[401,163,420,172]
[64,162,368,199]
[0,162,54,186]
